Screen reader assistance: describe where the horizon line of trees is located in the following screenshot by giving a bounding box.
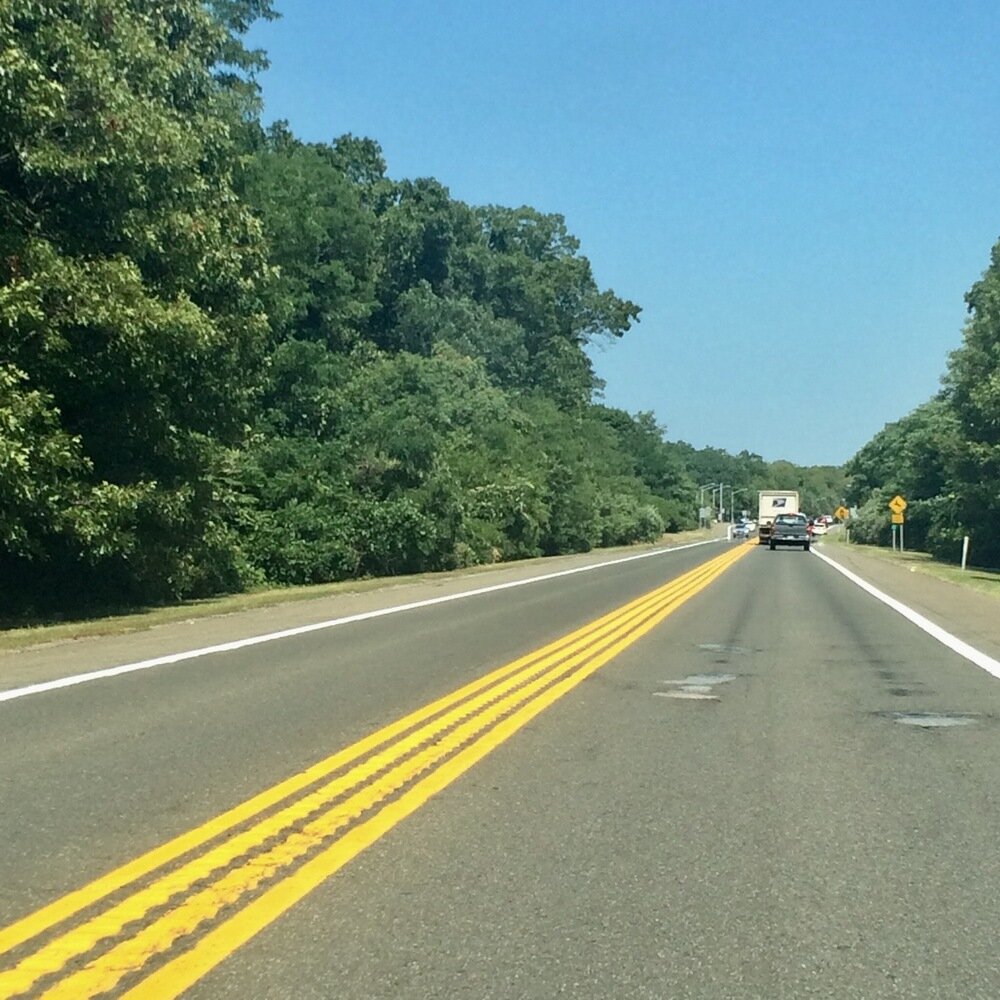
[0,1,842,623]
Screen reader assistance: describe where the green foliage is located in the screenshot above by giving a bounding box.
[0,3,843,620]
[393,284,531,388]
[0,363,87,554]
[595,490,664,547]
[0,0,271,614]
[473,206,640,406]
[843,489,890,547]
[594,408,697,528]
[845,238,1000,567]
[938,239,1000,565]
[243,126,377,349]
[845,399,959,506]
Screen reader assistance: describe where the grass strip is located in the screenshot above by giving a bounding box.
[0,531,717,653]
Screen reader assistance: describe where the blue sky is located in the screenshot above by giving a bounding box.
[247,1,1000,466]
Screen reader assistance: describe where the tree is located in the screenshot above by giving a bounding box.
[0,0,273,609]
[844,239,1000,562]
[474,206,640,406]
[369,178,468,346]
[938,237,1000,563]
[0,364,88,555]
[593,408,697,529]
[845,398,958,506]
[392,283,530,387]
[244,126,378,350]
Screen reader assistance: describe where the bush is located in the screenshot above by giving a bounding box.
[846,491,891,547]
[249,503,360,585]
[924,495,972,564]
[596,492,664,546]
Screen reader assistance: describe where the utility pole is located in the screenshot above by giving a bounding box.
[730,487,747,521]
[698,482,715,528]
[712,482,730,523]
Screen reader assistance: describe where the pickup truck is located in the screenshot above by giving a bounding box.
[768,512,811,551]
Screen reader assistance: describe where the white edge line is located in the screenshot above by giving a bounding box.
[1,539,722,705]
[812,547,1000,680]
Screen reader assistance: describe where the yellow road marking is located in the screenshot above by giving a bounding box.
[0,542,751,999]
[0,550,685,958]
[35,567,710,998]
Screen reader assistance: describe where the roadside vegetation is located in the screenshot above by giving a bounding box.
[843,240,1000,571]
[0,527,728,652]
[0,2,843,626]
[826,533,1000,600]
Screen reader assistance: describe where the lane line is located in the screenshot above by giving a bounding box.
[812,548,1000,680]
[1,560,708,991]
[0,551,716,958]
[0,545,747,996]
[0,545,751,998]
[0,539,719,706]
[122,544,753,1000]
[43,563,727,1000]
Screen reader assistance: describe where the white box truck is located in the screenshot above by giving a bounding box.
[757,490,800,545]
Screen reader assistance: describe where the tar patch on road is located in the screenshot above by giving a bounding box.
[886,711,979,729]
[655,672,739,702]
[653,640,753,701]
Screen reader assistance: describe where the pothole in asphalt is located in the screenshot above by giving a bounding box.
[890,711,977,729]
[655,672,738,701]
[697,643,748,655]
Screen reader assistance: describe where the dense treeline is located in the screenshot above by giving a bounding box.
[0,1,832,621]
[845,240,1000,566]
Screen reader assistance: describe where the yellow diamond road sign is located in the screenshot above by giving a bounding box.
[889,495,907,515]
[835,505,849,520]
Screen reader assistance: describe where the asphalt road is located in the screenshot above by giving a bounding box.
[1,538,998,999]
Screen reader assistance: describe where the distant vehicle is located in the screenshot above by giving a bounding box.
[757,491,800,545]
[769,512,811,551]
[732,523,749,539]
[811,521,828,536]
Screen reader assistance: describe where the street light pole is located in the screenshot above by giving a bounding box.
[698,482,715,528]
[730,487,747,521]
[711,482,729,523]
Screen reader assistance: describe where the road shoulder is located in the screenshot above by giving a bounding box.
[815,539,1000,669]
[0,534,723,695]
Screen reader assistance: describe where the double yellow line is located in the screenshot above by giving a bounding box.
[0,541,750,999]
